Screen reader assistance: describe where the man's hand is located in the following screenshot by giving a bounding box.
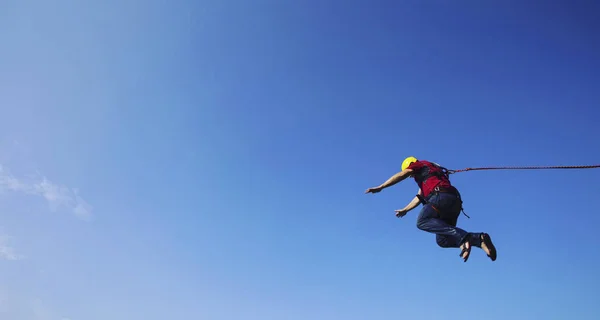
[395,192,422,218]
[395,208,409,218]
[365,186,383,194]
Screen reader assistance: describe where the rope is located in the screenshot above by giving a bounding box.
[448,164,600,174]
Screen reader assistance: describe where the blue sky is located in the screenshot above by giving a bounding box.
[1,1,599,319]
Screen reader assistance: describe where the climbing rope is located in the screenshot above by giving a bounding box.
[447,164,600,174]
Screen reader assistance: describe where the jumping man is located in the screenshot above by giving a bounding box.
[365,156,497,262]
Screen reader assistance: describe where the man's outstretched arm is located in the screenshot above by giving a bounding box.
[395,188,422,217]
[365,168,413,193]
[403,188,423,211]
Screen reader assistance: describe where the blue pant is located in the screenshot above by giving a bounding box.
[416,191,482,248]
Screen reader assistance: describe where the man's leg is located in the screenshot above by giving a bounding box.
[436,234,461,248]
[424,192,497,261]
[416,204,470,248]
[416,193,484,261]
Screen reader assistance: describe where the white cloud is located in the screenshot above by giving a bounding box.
[0,234,23,261]
[31,298,53,320]
[0,165,93,220]
[31,298,71,320]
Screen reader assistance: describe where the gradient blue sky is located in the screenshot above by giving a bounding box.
[1,1,599,319]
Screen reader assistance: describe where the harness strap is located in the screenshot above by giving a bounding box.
[428,203,470,218]
[461,208,471,219]
[419,162,451,183]
[415,161,470,218]
[416,186,471,219]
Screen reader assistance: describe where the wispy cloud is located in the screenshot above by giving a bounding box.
[31,298,54,320]
[0,164,93,220]
[0,234,23,261]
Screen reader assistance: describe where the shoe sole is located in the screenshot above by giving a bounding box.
[482,233,497,261]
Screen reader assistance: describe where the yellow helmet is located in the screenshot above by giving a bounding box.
[401,156,418,171]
